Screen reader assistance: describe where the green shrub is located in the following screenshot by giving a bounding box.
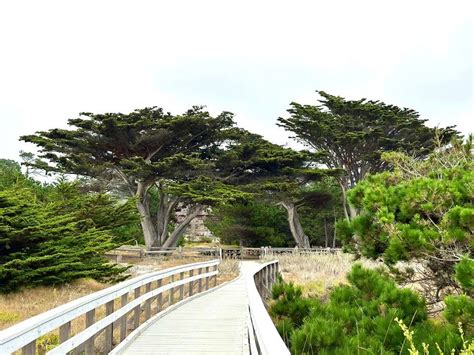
[270,265,466,354]
[339,139,473,301]
[455,257,474,294]
[0,183,132,293]
[444,295,474,337]
[269,278,316,348]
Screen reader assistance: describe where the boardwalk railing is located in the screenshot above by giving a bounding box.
[200,246,342,259]
[247,260,290,355]
[106,245,342,261]
[0,260,219,355]
[260,246,342,257]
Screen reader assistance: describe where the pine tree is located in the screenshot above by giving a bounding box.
[0,182,133,292]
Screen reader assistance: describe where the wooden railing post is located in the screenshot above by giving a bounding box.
[213,264,218,287]
[59,321,71,344]
[265,266,269,296]
[189,270,194,296]
[270,264,275,292]
[269,264,274,286]
[156,279,163,313]
[205,266,210,290]
[144,283,152,320]
[198,267,203,293]
[133,287,141,329]
[120,293,128,341]
[21,340,35,355]
[104,300,114,353]
[84,309,95,355]
[179,272,185,300]
[170,275,175,304]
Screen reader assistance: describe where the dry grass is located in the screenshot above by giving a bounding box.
[217,258,240,283]
[262,252,383,297]
[0,278,107,331]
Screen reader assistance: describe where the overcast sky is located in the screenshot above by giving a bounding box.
[0,1,472,162]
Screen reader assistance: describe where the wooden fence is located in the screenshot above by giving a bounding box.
[0,260,219,355]
[106,246,343,261]
[247,260,290,354]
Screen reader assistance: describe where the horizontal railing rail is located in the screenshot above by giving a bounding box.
[247,260,290,355]
[0,259,219,355]
[106,245,342,262]
[260,246,342,257]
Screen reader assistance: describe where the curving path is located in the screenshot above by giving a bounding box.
[115,262,262,355]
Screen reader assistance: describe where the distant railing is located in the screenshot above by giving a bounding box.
[0,260,219,355]
[247,260,290,355]
[198,246,342,260]
[106,245,342,262]
[260,246,342,257]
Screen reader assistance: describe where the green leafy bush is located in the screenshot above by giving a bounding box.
[270,265,465,354]
[444,295,474,337]
[455,257,474,294]
[269,277,315,347]
[338,137,473,302]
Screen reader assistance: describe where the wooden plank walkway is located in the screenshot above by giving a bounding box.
[118,262,261,355]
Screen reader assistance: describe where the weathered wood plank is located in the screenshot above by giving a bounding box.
[104,300,114,353]
[120,293,128,341]
[84,308,95,355]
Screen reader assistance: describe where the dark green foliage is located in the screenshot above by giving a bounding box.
[21,107,311,249]
[455,257,474,293]
[269,278,315,347]
[206,180,344,247]
[338,138,473,301]
[0,177,136,292]
[444,295,474,336]
[297,177,345,247]
[206,201,292,247]
[0,159,22,189]
[278,91,458,187]
[278,91,458,220]
[20,106,242,248]
[270,265,464,354]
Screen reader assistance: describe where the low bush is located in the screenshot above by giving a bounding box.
[270,265,470,354]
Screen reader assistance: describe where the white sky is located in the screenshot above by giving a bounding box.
[0,0,472,161]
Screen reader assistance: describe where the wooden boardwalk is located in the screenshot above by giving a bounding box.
[117,262,261,355]
[0,259,288,355]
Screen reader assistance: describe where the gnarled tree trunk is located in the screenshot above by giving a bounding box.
[135,181,158,250]
[279,201,310,248]
[338,179,351,221]
[136,200,158,250]
[162,205,203,248]
[338,178,359,220]
[155,192,180,246]
[135,181,203,249]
